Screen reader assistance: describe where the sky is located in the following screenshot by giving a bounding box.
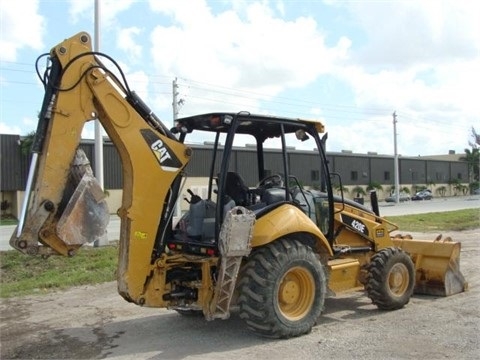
[1,0,479,156]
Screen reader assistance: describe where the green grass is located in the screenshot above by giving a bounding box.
[0,217,18,226]
[386,208,480,232]
[0,208,478,299]
[0,245,117,298]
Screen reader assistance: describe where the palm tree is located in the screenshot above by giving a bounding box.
[436,186,447,197]
[460,127,480,188]
[469,181,479,194]
[367,181,383,193]
[1,200,10,216]
[352,185,366,198]
[448,178,461,196]
[20,131,36,155]
[426,180,436,192]
[334,184,349,196]
[470,126,480,146]
[460,147,479,183]
[351,185,366,204]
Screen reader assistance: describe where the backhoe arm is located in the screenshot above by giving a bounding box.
[10,32,191,304]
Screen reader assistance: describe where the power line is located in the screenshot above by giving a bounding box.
[1,62,474,139]
[179,78,390,115]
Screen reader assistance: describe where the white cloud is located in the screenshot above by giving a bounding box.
[0,0,45,61]
[68,0,136,28]
[0,115,36,135]
[22,115,37,130]
[0,122,21,135]
[124,70,150,101]
[156,0,335,83]
[116,27,143,61]
[68,0,91,23]
[148,0,212,23]
[147,0,348,117]
[326,116,393,154]
[344,0,480,69]
[321,0,480,155]
[330,61,478,154]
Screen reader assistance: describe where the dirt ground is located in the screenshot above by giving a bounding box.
[1,229,479,360]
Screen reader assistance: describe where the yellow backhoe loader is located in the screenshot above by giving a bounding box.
[10,32,467,338]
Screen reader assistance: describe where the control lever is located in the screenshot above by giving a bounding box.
[187,189,202,204]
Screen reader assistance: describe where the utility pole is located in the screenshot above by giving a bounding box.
[393,111,400,204]
[94,0,107,246]
[171,77,183,218]
[172,77,185,124]
[172,77,179,122]
[94,0,104,190]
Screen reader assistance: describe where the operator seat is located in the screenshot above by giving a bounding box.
[225,172,250,206]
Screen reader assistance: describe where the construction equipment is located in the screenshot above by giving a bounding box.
[10,32,467,339]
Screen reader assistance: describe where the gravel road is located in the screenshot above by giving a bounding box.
[1,228,479,360]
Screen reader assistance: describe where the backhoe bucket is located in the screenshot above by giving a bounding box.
[56,171,110,246]
[52,149,110,248]
[10,149,110,256]
[392,235,468,297]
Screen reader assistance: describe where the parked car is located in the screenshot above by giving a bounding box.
[412,190,433,201]
[385,192,411,203]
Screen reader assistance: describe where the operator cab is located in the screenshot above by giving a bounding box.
[166,112,335,255]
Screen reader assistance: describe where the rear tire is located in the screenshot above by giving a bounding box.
[366,247,415,310]
[238,239,326,338]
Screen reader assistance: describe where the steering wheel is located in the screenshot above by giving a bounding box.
[257,174,284,189]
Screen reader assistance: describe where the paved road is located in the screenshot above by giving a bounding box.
[1,195,479,251]
[378,194,480,216]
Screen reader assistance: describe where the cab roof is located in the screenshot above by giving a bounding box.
[174,112,325,139]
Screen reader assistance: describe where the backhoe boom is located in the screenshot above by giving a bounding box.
[10,32,191,306]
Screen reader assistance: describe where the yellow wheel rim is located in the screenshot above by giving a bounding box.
[278,266,315,320]
[388,263,410,296]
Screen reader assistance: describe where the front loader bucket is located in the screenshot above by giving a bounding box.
[392,235,468,297]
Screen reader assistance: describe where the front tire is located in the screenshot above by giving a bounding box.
[366,247,415,310]
[238,239,326,338]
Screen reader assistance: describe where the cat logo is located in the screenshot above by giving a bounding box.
[151,139,172,164]
[141,129,183,171]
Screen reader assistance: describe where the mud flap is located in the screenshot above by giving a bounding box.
[392,236,468,297]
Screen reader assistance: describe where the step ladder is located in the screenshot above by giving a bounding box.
[206,206,255,320]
